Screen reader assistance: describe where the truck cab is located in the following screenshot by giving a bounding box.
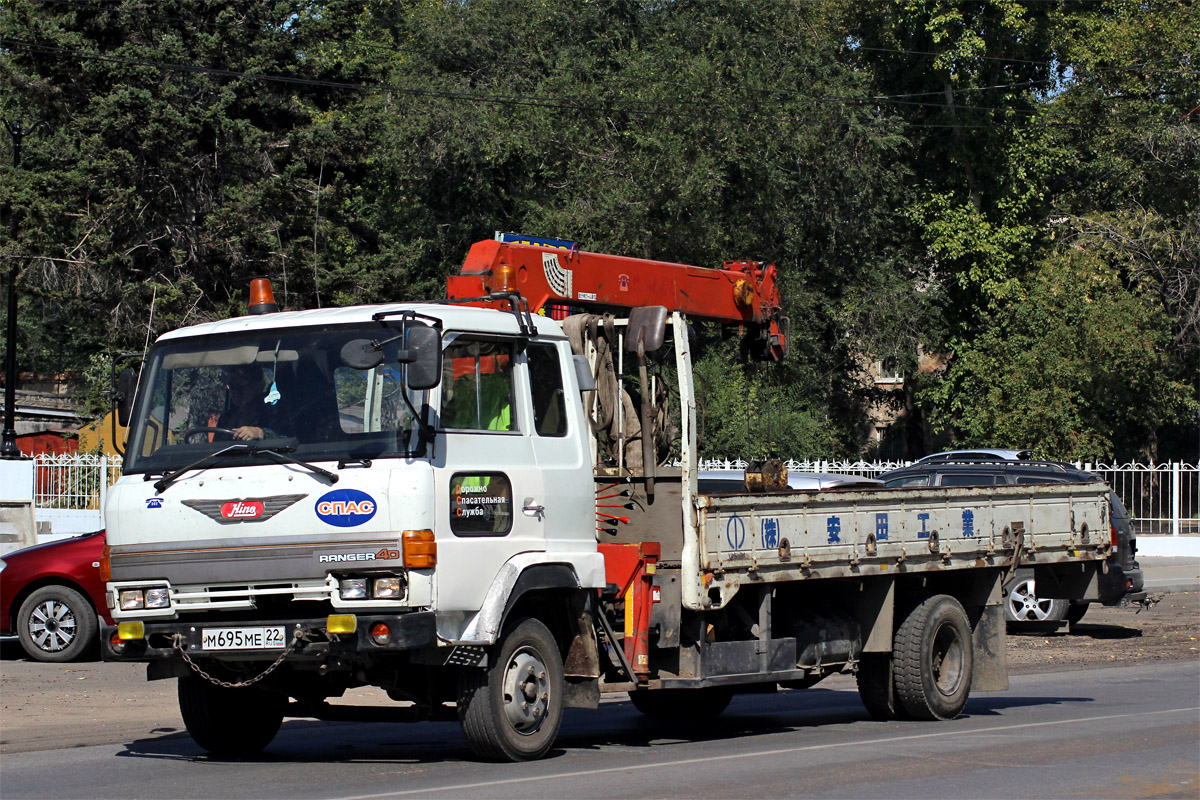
[106,302,602,671]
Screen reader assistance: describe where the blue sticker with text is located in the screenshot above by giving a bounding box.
[315,489,378,528]
[145,497,163,509]
[917,512,930,539]
[827,516,841,544]
[962,509,975,537]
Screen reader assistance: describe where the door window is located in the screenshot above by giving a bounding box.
[939,473,1002,486]
[527,342,567,437]
[441,337,517,432]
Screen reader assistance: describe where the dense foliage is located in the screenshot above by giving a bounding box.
[1,0,1196,461]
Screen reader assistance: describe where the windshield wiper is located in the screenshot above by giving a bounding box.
[250,445,339,486]
[150,444,339,493]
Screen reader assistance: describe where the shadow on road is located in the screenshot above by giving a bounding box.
[1009,623,1143,640]
[1067,623,1144,640]
[965,694,1095,716]
[112,685,1099,765]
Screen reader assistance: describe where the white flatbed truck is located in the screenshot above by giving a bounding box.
[102,238,1114,760]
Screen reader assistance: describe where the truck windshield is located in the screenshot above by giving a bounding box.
[124,323,430,474]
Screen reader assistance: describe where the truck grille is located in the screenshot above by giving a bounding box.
[171,579,333,611]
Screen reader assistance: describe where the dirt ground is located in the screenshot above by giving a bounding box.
[1,592,1196,755]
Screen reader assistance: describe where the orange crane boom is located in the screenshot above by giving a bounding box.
[446,237,789,360]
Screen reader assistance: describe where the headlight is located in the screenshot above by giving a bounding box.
[339,577,368,600]
[119,590,145,610]
[144,587,171,608]
[372,577,404,599]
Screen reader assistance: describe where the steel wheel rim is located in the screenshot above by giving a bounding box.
[28,599,77,653]
[1008,579,1055,621]
[501,646,550,735]
[931,621,965,697]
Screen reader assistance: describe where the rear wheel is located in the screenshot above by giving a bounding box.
[1005,576,1067,624]
[893,594,974,720]
[458,617,564,761]
[17,585,98,663]
[628,687,733,720]
[178,676,286,756]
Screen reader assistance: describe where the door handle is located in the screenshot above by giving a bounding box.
[522,498,545,517]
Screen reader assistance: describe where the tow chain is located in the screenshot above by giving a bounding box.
[171,631,302,689]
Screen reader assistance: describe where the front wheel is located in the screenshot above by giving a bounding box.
[17,585,98,662]
[893,594,974,720]
[178,676,286,756]
[457,617,564,761]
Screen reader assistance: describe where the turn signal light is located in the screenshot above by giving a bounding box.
[117,621,145,641]
[100,545,111,583]
[326,614,358,634]
[490,262,517,293]
[403,529,437,568]
[370,622,392,645]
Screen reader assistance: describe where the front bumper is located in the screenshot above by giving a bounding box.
[101,611,437,662]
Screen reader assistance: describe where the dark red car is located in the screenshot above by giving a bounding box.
[0,530,111,662]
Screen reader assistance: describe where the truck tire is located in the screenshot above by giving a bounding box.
[457,616,564,761]
[855,653,909,721]
[893,594,973,720]
[178,675,286,756]
[628,687,733,720]
[16,585,98,663]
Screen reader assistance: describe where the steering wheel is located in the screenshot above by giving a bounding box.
[181,426,238,443]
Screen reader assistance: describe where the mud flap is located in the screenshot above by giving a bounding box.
[970,603,1008,692]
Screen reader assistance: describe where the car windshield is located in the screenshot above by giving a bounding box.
[124,323,430,474]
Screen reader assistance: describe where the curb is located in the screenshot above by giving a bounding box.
[1143,581,1199,595]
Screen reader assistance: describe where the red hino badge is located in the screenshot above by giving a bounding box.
[221,500,265,520]
[182,495,306,525]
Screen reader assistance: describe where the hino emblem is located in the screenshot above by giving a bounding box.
[182,494,306,525]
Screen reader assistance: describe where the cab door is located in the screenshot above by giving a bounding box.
[434,333,545,614]
[524,339,594,556]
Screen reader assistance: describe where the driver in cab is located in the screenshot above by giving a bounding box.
[221,364,283,441]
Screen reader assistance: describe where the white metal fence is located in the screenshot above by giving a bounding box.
[28,453,1198,539]
[30,453,121,541]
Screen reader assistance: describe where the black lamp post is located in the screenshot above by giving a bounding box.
[1,119,49,460]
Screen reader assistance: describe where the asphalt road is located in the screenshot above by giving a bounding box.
[2,660,1196,800]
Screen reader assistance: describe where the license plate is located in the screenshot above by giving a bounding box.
[201,626,287,651]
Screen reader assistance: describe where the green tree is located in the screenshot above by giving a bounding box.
[922,248,1192,461]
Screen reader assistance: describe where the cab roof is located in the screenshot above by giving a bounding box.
[156,302,565,343]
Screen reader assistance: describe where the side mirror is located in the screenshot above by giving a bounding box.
[341,339,385,370]
[116,368,138,427]
[624,306,668,353]
[402,325,442,390]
